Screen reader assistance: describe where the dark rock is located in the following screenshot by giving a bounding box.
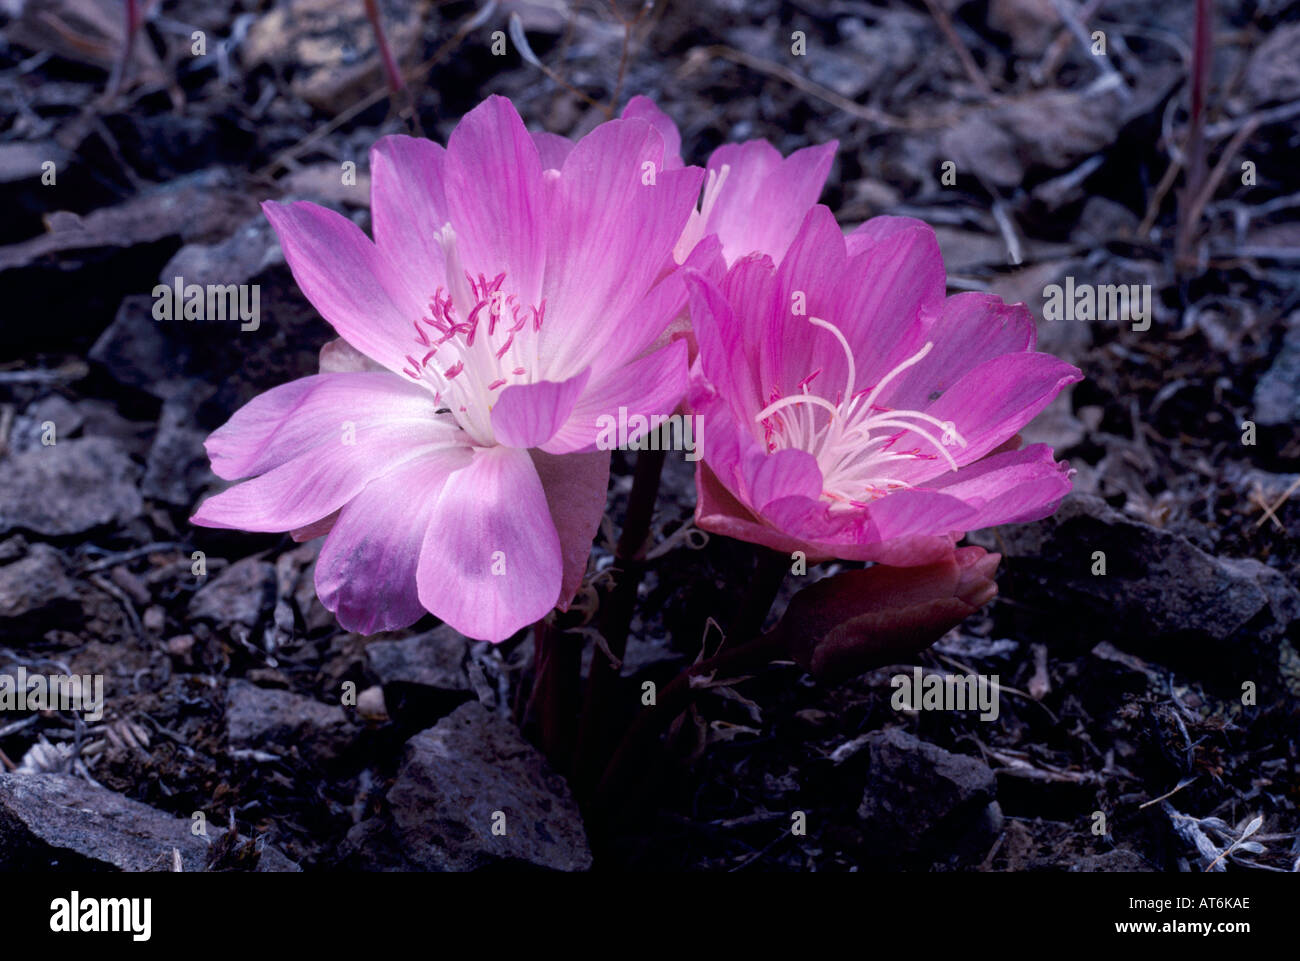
[0,772,298,871]
[242,0,426,114]
[10,395,83,454]
[188,556,276,629]
[88,295,197,400]
[854,728,998,858]
[384,702,592,871]
[225,679,354,766]
[988,0,1058,56]
[0,543,79,627]
[968,493,1300,665]
[142,395,215,506]
[1253,313,1300,427]
[937,84,1125,188]
[365,625,474,725]
[0,168,255,273]
[88,213,333,417]
[0,546,79,634]
[1075,196,1140,245]
[1243,23,1300,107]
[0,437,142,536]
[1070,848,1154,872]
[0,536,27,564]
[366,625,471,691]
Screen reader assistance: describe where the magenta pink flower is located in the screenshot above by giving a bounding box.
[621,96,837,267]
[687,206,1084,566]
[192,96,703,642]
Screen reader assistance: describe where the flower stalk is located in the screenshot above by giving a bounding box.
[572,445,668,795]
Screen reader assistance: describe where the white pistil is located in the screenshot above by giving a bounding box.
[673,163,732,263]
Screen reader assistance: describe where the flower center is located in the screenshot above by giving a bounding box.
[753,315,966,509]
[400,224,545,446]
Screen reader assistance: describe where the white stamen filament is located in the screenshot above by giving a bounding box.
[402,224,547,447]
[753,316,967,507]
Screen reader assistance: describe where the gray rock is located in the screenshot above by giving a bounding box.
[968,493,1300,652]
[385,702,592,871]
[10,395,83,454]
[143,395,215,506]
[161,212,283,291]
[0,437,143,536]
[88,295,196,400]
[189,556,276,629]
[0,543,79,629]
[366,625,472,692]
[937,86,1125,188]
[225,679,353,765]
[365,625,475,724]
[1253,313,1300,427]
[855,729,998,856]
[0,772,298,871]
[1244,23,1300,107]
[1070,848,1154,872]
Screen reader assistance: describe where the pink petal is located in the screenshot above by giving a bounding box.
[263,200,423,377]
[769,205,851,396]
[416,445,562,642]
[314,448,468,635]
[621,96,683,168]
[538,117,703,378]
[886,352,1084,484]
[741,446,823,510]
[204,372,449,480]
[532,130,575,171]
[885,293,1037,412]
[705,139,837,265]
[369,135,449,298]
[834,216,946,391]
[530,448,611,610]
[541,338,689,454]
[858,488,979,542]
[192,425,469,533]
[443,96,547,304]
[490,369,591,449]
[686,266,773,430]
[291,511,338,542]
[922,444,1074,527]
[694,459,812,556]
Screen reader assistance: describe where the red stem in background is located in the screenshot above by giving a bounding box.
[363,0,406,98]
[1175,0,1213,265]
[531,618,581,774]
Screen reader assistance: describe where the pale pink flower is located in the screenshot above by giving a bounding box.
[621,96,837,267]
[192,96,703,641]
[687,206,1084,566]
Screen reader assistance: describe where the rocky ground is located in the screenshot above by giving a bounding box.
[0,0,1298,872]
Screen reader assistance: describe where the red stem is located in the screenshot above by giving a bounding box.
[364,0,406,97]
[1176,0,1213,264]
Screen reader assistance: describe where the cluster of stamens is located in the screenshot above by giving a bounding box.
[400,225,546,445]
[754,316,967,509]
